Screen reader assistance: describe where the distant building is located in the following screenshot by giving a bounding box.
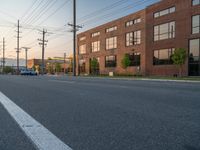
[27,59,45,69]
[27,57,73,73]
[77,0,200,76]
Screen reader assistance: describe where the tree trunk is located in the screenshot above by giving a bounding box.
[179,65,182,77]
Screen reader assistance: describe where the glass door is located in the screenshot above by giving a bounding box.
[189,39,200,76]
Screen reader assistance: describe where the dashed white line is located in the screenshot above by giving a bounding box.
[0,91,73,150]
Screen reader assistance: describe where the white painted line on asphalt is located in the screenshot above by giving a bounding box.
[0,91,73,150]
[49,80,75,84]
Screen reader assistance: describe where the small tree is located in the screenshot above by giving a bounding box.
[55,63,62,73]
[47,64,54,74]
[121,54,131,70]
[90,58,99,75]
[32,65,36,71]
[171,48,187,77]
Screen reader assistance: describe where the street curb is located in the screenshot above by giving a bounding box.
[78,76,200,83]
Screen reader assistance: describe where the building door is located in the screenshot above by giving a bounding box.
[189,38,200,76]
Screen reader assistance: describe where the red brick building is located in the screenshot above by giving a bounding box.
[77,0,200,76]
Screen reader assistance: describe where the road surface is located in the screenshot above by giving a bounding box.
[0,75,199,150]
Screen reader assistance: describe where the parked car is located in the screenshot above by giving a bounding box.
[30,70,37,76]
[20,69,37,76]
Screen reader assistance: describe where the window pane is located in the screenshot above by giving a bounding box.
[154,21,175,41]
[193,27,200,34]
[193,0,200,6]
[193,15,200,27]
[154,6,175,18]
[153,48,175,65]
[192,15,200,34]
[169,22,175,38]
[154,12,159,18]
[190,39,200,62]
[170,7,175,13]
[153,50,159,65]
[160,9,168,16]
[105,55,116,67]
[92,41,100,52]
[79,44,86,54]
[79,59,86,73]
[79,36,86,41]
[159,49,168,59]
[106,37,117,49]
[160,23,168,34]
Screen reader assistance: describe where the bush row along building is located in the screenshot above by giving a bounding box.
[77,0,200,76]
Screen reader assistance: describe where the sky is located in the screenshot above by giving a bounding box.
[0,0,160,64]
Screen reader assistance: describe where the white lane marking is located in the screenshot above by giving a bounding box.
[49,80,75,84]
[49,79,129,88]
[0,92,73,150]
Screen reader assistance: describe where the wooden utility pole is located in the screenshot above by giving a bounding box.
[2,38,5,71]
[21,47,31,69]
[38,29,48,75]
[68,0,82,76]
[16,20,21,74]
[64,53,66,74]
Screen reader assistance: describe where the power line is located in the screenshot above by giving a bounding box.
[77,0,129,23]
[26,0,57,25]
[0,10,17,20]
[80,0,150,26]
[20,0,39,21]
[22,0,46,24]
[38,0,71,26]
[20,0,70,39]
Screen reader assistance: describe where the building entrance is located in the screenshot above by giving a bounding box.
[189,39,200,76]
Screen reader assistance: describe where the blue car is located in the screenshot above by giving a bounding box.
[20,69,37,76]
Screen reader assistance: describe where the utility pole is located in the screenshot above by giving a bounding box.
[68,0,82,76]
[15,20,21,74]
[2,38,5,72]
[21,47,31,69]
[64,53,66,74]
[38,29,48,75]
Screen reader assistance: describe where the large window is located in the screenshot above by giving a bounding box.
[128,53,141,66]
[106,37,117,50]
[79,36,86,41]
[91,32,100,37]
[189,39,200,62]
[126,18,141,27]
[189,38,200,76]
[106,26,117,33]
[91,41,100,52]
[79,44,86,54]
[126,30,141,46]
[134,30,141,45]
[192,0,200,6]
[79,59,86,73]
[192,15,200,34]
[153,48,175,65]
[154,21,175,41]
[154,6,175,18]
[105,55,117,67]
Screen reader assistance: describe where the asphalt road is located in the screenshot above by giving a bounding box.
[0,75,200,150]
